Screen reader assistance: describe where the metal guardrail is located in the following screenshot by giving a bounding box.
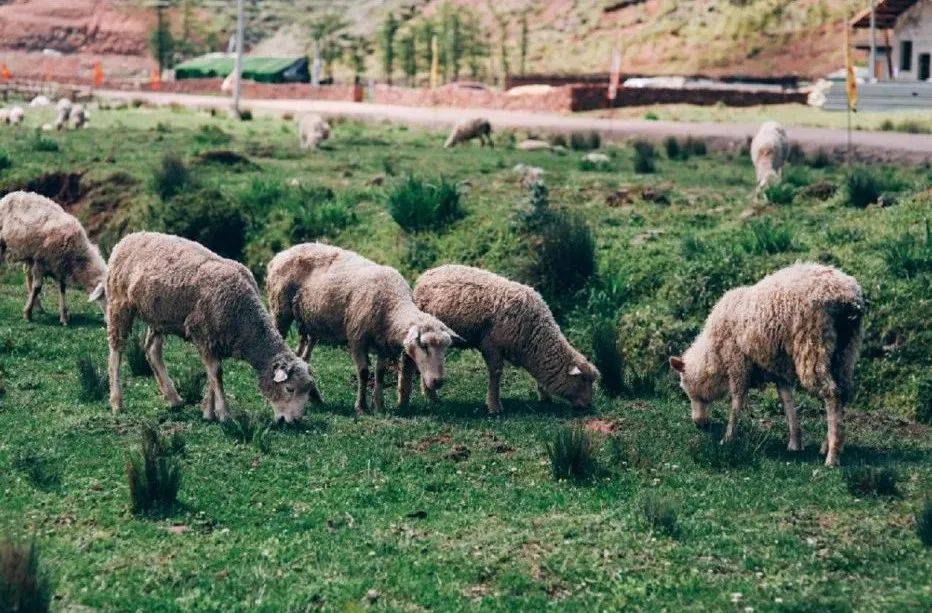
[823,80,932,111]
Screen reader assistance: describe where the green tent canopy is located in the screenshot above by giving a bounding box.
[174,55,310,83]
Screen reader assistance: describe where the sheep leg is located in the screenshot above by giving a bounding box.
[57,277,68,326]
[144,329,183,408]
[373,356,387,413]
[201,353,229,422]
[351,345,370,416]
[107,305,134,413]
[397,354,416,407]
[420,377,439,402]
[822,395,844,467]
[23,262,44,320]
[723,385,746,443]
[297,334,316,361]
[778,384,802,452]
[480,343,504,414]
[537,384,552,403]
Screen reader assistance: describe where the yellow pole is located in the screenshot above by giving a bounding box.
[430,35,440,89]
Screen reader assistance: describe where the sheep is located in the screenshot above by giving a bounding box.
[413,265,600,413]
[298,114,330,150]
[69,104,87,129]
[8,106,24,125]
[266,243,461,415]
[750,121,789,192]
[105,232,321,422]
[444,117,493,148]
[669,262,864,467]
[0,191,107,325]
[55,98,72,130]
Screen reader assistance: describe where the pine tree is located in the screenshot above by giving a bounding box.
[379,12,400,84]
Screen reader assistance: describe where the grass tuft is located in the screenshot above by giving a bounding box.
[917,499,932,547]
[880,220,930,279]
[126,423,183,516]
[0,148,11,171]
[664,136,683,160]
[690,431,765,470]
[841,167,892,208]
[546,427,601,483]
[76,356,108,402]
[591,321,625,398]
[740,219,794,254]
[386,174,463,232]
[125,330,152,377]
[0,539,53,613]
[221,412,273,454]
[569,131,601,151]
[175,366,206,406]
[843,464,899,497]
[640,494,679,537]
[30,133,59,153]
[11,450,61,492]
[632,140,656,173]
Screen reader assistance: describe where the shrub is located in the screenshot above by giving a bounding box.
[76,356,108,402]
[532,212,596,297]
[154,188,248,260]
[0,148,11,171]
[640,495,679,536]
[660,245,750,318]
[632,140,656,173]
[762,181,797,205]
[126,423,183,515]
[546,426,600,482]
[175,366,206,406]
[690,430,765,470]
[917,498,932,547]
[843,465,899,497]
[842,167,886,208]
[807,149,831,169]
[150,153,191,201]
[237,108,253,121]
[31,133,59,153]
[569,131,601,151]
[221,411,272,454]
[684,136,707,156]
[194,123,232,145]
[125,329,152,377]
[0,539,53,613]
[880,220,930,279]
[11,450,60,492]
[386,174,463,232]
[644,111,659,121]
[664,136,684,160]
[515,180,552,233]
[592,321,625,398]
[740,219,794,254]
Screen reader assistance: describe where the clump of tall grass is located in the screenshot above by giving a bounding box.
[126,423,183,516]
[640,494,679,537]
[175,366,206,406]
[762,181,797,205]
[740,219,794,254]
[569,131,601,151]
[0,539,54,613]
[840,167,903,208]
[150,153,191,201]
[11,450,61,492]
[843,464,899,497]
[221,411,272,454]
[592,321,625,398]
[917,498,932,547]
[125,330,152,377]
[880,220,930,279]
[546,427,601,483]
[76,356,108,402]
[632,140,656,173]
[31,132,59,153]
[386,174,463,232]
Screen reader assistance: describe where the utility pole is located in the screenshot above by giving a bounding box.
[232,0,245,116]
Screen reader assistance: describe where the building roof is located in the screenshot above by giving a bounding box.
[852,0,921,29]
[174,55,307,82]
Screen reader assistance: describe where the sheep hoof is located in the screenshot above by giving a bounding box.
[824,454,839,467]
[787,440,801,452]
[819,440,829,455]
[354,404,367,417]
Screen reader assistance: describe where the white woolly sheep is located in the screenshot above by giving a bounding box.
[298,114,331,150]
[8,106,24,125]
[29,95,51,108]
[55,98,72,131]
[0,191,107,325]
[750,121,789,191]
[669,262,864,467]
[266,243,461,415]
[413,265,600,413]
[444,117,493,148]
[106,232,321,422]
[69,104,87,129]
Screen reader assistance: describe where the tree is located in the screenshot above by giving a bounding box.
[444,10,462,81]
[519,10,529,76]
[309,13,349,82]
[343,35,373,83]
[379,12,400,84]
[399,33,417,85]
[148,10,175,72]
[489,8,510,85]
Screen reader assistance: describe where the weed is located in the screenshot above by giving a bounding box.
[222,412,273,454]
[126,423,183,515]
[632,140,656,173]
[11,450,61,492]
[546,426,600,483]
[76,356,108,402]
[592,321,625,398]
[880,220,930,279]
[843,464,899,497]
[762,181,797,205]
[740,219,794,254]
[532,212,596,297]
[640,494,679,537]
[150,153,191,201]
[0,539,53,613]
[386,175,463,232]
[154,188,248,260]
[175,366,206,406]
[125,330,152,377]
[569,131,601,151]
[31,133,59,153]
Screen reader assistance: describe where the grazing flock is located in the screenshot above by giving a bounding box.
[0,114,863,466]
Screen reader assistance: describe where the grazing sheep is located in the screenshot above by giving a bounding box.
[8,106,24,125]
[106,232,321,422]
[669,263,864,467]
[0,191,107,325]
[413,265,600,413]
[750,121,789,191]
[69,104,87,129]
[298,114,330,150]
[444,117,493,148]
[266,243,461,415]
[55,98,72,130]
[29,95,51,108]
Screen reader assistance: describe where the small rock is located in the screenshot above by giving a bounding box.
[516,138,551,151]
[365,589,380,603]
[583,152,611,164]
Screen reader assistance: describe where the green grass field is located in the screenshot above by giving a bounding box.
[0,105,929,610]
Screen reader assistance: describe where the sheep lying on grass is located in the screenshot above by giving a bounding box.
[55,98,72,131]
[750,121,788,192]
[106,232,320,422]
[669,263,863,466]
[298,114,330,150]
[444,118,493,148]
[267,243,460,415]
[414,265,600,413]
[0,191,107,325]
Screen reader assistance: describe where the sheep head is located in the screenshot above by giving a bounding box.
[549,359,600,409]
[402,321,462,392]
[261,354,321,423]
[669,354,726,428]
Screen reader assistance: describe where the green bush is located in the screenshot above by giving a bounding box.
[76,356,108,402]
[0,539,53,613]
[633,140,656,173]
[841,167,903,208]
[592,321,625,398]
[843,465,899,497]
[740,219,794,254]
[762,181,797,205]
[807,149,831,169]
[546,427,600,483]
[0,148,11,171]
[684,136,707,156]
[640,495,679,537]
[616,305,696,392]
[532,212,596,297]
[664,136,684,160]
[194,123,232,145]
[222,411,272,454]
[569,131,601,151]
[11,450,61,492]
[386,174,463,232]
[880,220,930,279]
[31,133,59,153]
[125,329,152,377]
[154,188,248,261]
[917,498,932,547]
[660,245,750,318]
[126,423,183,515]
[150,153,191,201]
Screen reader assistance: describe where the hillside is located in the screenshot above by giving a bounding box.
[0,0,864,80]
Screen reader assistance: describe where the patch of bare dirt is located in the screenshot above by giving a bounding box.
[24,170,85,205]
[584,418,622,435]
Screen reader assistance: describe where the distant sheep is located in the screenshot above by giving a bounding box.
[669,263,863,467]
[29,95,51,108]
[298,114,330,150]
[69,104,87,129]
[750,121,789,191]
[55,98,72,131]
[413,265,600,413]
[0,191,107,325]
[106,232,321,422]
[8,106,24,125]
[444,117,492,148]
[267,243,460,415]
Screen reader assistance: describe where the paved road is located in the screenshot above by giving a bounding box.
[98,89,932,163]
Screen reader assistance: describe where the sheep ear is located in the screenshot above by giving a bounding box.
[568,365,582,376]
[88,283,105,302]
[447,330,466,347]
[669,356,685,373]
[403,326,419,348]
[273,368,289,383]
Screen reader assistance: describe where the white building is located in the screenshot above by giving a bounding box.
[853,0,932,82]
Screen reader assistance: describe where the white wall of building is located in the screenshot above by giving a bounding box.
[892,0,932,81]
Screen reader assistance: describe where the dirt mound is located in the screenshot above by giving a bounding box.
[25,171,85,205]
[77,171,139,236]
[195,150,259,171]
